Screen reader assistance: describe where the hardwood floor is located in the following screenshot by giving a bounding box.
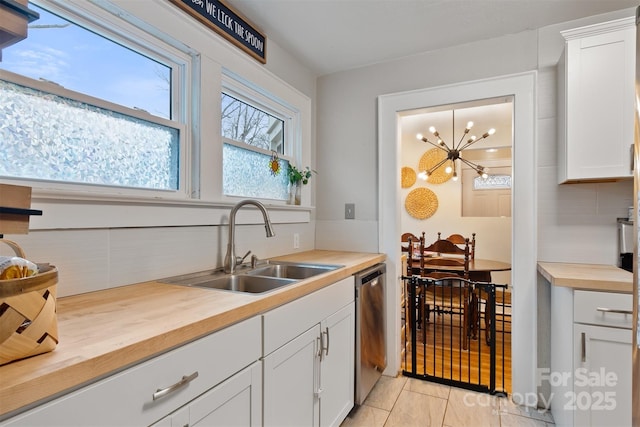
[402,309,512,394]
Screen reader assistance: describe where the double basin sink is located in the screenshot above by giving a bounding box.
[159,261,343,294]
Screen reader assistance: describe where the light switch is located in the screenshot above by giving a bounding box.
[345,203,355,219]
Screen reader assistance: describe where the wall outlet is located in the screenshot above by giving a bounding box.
[293,233,300,249]
[345,203,355,219]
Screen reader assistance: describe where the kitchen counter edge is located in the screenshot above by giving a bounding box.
[537,261,632,293]
[0,250,385,419]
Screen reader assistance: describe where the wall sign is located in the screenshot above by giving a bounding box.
[170,0,266,64]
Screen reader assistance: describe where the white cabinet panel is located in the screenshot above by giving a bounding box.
[263,325,319,427]
[557,17,635,183]
[574,290,632,329]
[319,304,354,427]
[573,324,632,427]
[153,361,262,427]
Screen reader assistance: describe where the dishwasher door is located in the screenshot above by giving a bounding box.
[354,263,386,405]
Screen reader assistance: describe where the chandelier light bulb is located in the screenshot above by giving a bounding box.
[452,171,458,181]
[418,171,427,180]
[445,165,452,174]
[416,133,423,140]
[466,121,474,130]
[428,126,436,134]
[481,172,488,179]
[488,128,496,135]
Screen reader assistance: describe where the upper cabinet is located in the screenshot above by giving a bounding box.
[0,0,39,54]
[557,17,636,183]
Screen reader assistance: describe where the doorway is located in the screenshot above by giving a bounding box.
[398,97,514,393]
[378,72,538,404]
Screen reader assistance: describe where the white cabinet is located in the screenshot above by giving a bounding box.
[551,290,632,426]
[2,316,262,427]
[557,17,635,183]
[572,324,631,427]
[572,290,632,427]
[262,276,355,427]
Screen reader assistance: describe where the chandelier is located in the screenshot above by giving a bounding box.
[416,115,495,182]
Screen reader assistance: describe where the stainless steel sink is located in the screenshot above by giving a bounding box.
[246,261,342,280]
[188,274,298,293]
[160,270,297,294]
[159,261,342,294]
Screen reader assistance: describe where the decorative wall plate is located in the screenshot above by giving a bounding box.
[401,167,416,188]
[418,148,451,184]
[405,187,438,219]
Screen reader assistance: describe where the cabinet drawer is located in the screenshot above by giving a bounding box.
[263,276,354,355]
[3,316,261,426]
[574,290,632,329]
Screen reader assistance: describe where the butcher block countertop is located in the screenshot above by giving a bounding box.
[0,250,385,418]
[537,261,633,293]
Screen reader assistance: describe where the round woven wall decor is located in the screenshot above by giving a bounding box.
[418,148,451,184]
[401,167,416,188]
[405,187,438,219]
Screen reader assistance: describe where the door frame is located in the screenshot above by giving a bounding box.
[378,71,538,404]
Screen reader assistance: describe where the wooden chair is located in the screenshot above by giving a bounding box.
[417,237,474,350]
[401,232,422,253]
[420,272,474,350]
[443,232,476,260]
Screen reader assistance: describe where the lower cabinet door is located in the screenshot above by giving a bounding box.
[319,303,355,427]
[151,361,262,427]
[573,324,631,427]
[263,325,320,427]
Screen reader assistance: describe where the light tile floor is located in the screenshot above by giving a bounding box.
[342,375,555,427]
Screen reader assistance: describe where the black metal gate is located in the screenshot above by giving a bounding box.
[401,275,510,395]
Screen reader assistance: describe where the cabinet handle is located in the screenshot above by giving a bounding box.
[153,371,199,401]
[596,307,633,315]
[631,144,635,172]
[323,327,330,357]
[317,336,323,360]
[581,332,586,363]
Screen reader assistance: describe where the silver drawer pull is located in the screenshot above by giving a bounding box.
[153,371,199,401]
[596,307,632,315]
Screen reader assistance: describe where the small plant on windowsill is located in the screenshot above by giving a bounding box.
[287,164,316,205]
[287,164,315,185]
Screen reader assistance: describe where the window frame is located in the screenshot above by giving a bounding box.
[0,0,196,201]
[220,70,303,202]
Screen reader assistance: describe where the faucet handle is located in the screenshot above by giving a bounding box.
[251,254,259,268]
[237,250,252,265]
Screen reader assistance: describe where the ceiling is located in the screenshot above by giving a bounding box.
[225,0,638,76]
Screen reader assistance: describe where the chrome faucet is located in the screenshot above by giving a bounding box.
[224,200,275,274]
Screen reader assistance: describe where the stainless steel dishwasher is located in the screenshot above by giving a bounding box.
[354,263,386,405]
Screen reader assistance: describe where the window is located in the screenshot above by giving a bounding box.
[0,1,191,194]
[221,76,299,201]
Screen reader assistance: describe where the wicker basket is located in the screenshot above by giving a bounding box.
[0,239,58,365]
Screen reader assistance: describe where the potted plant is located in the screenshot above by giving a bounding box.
[287,164,315,204]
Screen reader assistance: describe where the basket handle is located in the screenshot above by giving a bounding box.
[0,239,27,258]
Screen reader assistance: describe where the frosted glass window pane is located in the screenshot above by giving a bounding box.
[473,174,512,190]
[0,4,171,119]
[223,143,288,200]
[0,80,179,190]
[221,93,284,153]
